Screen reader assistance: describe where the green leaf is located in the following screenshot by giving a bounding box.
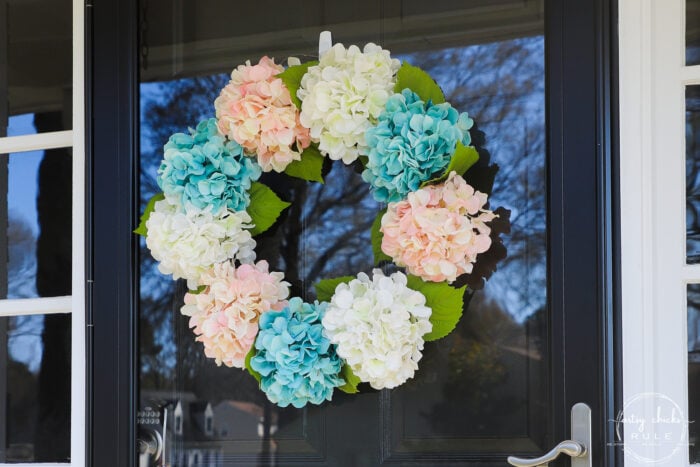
[284,144,325,183]
[370,209,392,265]
[337,364,361,394]
[421,142,479,188]
[277,61,318,109]
[247,182,291,236]
[134,193,165,236]
[188,285,206,295]
[244,347,262,384]
[394,62,446,104]
[315,275,354,302]
[406,275,466,341]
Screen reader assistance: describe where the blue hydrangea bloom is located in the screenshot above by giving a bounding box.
[362,89,474,203]
[157,118,262,213]
[250,298,344,408]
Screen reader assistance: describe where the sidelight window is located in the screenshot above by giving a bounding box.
[0,0,85,465]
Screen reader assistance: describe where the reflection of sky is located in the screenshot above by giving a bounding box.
[8,116,41,299]
[5,113,43,371]
[7,113,41,235]
[9,155,41,236]
[7,112,36,138]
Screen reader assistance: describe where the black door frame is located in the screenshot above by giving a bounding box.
[86,0,622,465]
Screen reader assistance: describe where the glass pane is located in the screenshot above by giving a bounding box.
[0,313,71,462]
[3,147,73,299]
[689,0,700,65]
[139,2,546,464]
[1,0,72,137]
[688,284,700,463]
[688,87,700,262]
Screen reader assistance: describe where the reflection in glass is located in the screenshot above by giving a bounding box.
[0,314,71,462]
[0,0,72,137]
[3,142,72,298]
[7,114,36,138]
[689,284,700,463]
[7,151,42,298]
[689,0,700,65]
[688,87,700,262]
[139,4,546,465]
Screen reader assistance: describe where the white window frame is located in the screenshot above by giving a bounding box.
[619,0,697,466]
[0,0,84,464]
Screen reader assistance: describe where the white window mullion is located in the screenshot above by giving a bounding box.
[0,464,76,467]
[0,296,72,317]
[0,130,73,154]
[682,64,700,84]
[682,264,700,281]
[70,0,86,464]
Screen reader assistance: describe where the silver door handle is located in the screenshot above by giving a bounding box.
[507,403,592,467]
[507,440,585,466]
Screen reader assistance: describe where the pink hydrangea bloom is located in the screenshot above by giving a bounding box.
[381,172,497,283]
[180,260,290,368]
[215,56,311,172]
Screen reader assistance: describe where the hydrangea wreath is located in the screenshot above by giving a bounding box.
[136,33,505,409]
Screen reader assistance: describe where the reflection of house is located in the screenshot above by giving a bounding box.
[212,400,278,439]
[141,391,278,466]
[173,401,214,438]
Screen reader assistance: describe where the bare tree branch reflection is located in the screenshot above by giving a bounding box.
[138,35,547,462]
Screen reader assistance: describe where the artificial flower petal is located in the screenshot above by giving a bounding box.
[145,198,256,288]
[215,57,311,173]
[251,298,344,407]
[380,172,495,283]
[297,43,400,163]
[322,270,432,390]
[180,260,289,368]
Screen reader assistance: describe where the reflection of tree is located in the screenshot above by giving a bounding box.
[424,294,521,432]
[138,38,547,448]
[139,76,274,401]
[2,112,72,461]
[139,77,380,395]
[7,358,37,454]
[403,39,546,320]
[33,112,72,461]
[687,88,700,263]
[8,213,36,298]
[409,39,547,437]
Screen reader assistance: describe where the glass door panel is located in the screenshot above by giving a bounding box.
[138,1,546,465]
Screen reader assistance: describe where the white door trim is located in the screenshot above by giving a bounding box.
[619,0,692,465]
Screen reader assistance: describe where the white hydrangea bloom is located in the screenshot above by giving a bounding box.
[322,270,432,389]
[145,198,256,289]
[298,43,400,164]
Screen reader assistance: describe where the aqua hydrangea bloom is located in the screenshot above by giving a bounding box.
[362,89,474,203]
[250,297,344,408]
[157,118,262,213]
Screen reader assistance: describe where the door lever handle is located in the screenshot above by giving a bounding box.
[507,440,585,466]
[507,402,592,467]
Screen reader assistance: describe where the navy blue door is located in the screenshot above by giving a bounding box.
[88,1,620,466]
